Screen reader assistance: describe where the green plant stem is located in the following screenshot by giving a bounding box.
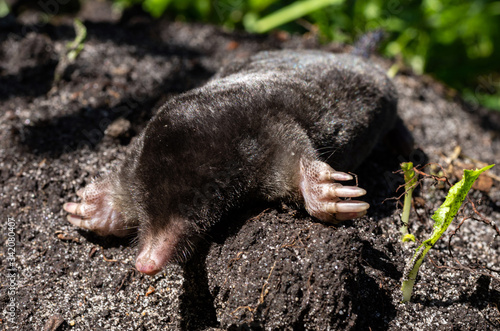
[401,242,430,302]
[400,162,416,240]
[247,0,344,33]
[401,190,412,237]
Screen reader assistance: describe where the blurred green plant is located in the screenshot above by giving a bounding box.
[0,0,9,18]
[244,0,343,33]
[66,19,87,62]
[54,19,87,83]
[113,0,500,110]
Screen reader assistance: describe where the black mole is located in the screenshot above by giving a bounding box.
[63,50,398,275]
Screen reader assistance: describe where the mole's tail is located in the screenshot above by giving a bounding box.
[351,29,386,58]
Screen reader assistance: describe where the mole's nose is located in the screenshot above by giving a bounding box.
[135,229,179,275]
[135,257,161,275]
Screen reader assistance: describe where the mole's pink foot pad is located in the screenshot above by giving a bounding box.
[299,159,369,223]
[63,179,132,237]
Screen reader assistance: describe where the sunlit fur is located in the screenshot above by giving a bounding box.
[68,50,398,273]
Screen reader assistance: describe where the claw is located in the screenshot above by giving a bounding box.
[325,200,370,214]
[76,188,85,198]
[63,202,80,215]
[63,202,96,218]
[318,170,353,182]
[67,214,87,228]
[328,185,366,198]
[299,159,369,223]
[63,178,134,237]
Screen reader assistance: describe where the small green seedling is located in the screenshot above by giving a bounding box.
[401,164,494,303]
[54,19,87,84]
[67,19,87,62]
[386,63,400,79]
[400,162,417,242]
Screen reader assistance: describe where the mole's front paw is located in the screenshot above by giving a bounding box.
[299,159,369,223]
[63,178,132,237]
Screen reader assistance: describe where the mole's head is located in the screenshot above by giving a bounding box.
[130,178,221,275]
[118,161,206,275]
[121,125,223,275]
[64,106,235,276]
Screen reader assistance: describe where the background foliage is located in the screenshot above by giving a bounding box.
[112,0,500,111]
[2,0,499,110]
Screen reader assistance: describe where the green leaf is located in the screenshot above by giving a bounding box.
[401,164,494,303]
[402,234,416,243]
[429,164,494,242]
[143,0,172,18]
[249,0,279,12]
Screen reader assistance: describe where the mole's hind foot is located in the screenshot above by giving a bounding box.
[63,178,133,237]
[299,159,369,223]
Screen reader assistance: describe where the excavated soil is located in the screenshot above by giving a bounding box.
[1,2,499,330]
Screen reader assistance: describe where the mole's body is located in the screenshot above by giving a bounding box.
[64,50,398,275]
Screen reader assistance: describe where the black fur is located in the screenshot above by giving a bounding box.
[112,50,398,255]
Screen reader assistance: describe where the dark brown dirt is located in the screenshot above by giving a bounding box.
[1,2,499,330]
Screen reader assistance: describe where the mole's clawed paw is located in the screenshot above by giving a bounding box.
[63,179,132,237]
[299,159,369,223]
